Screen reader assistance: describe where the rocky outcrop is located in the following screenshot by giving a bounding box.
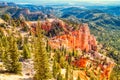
[49,23,97,52]
[27,19,68,36]
[72,52,115,80]
[28,19,97,52]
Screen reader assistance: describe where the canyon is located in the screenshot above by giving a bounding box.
[27,19,115,80]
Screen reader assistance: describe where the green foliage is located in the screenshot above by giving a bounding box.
[110,64,120,80]
[65,65,69,80]
[22,25,29,31]
[54,50,61,63]
[53,60,61,78]
[46,40,51,52]
[17,35,23,50]
[0,23,8,28]
[68,53,72,65]
[1,14,11,22]
[2,36,21,74]
[54,49,67,68]
[22,44,31,59]
[0,36,4,60]
[60,56,66,68]
[33,21,51,80]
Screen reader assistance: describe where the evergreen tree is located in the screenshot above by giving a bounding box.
[22,44,31,59]
[60,56,66,68]
[53,59,61,78]
[68,53,72,65]
[65,65,69,80]
[0,36,4,60]
[54,50,61,63]
[33,21,51,80]
[3,36,21,74]
[77,76,81,80]
[53,60,57,78]
[46,39,51,52]
[1,14,11,22]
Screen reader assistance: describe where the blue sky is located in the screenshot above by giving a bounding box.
[0,0,120,5]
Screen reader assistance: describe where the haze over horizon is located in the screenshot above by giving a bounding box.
[0,0,120,5]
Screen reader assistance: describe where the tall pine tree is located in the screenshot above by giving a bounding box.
[22,43,31,59]
[33,21,51,80]
[3,36,21,74]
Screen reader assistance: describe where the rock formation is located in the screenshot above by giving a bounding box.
[28,19,97,52]
[72,52,115,80]
[27,19,115,80]
[49,23,97,52]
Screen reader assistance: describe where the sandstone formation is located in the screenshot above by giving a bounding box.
[49,23,97,52]
[72,53,115,80]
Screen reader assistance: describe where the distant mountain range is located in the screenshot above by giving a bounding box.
[103,7,120,16]
[60,7,120,30]
[0,2,17,6]
[0,1,120,30]
[0,2,55,20]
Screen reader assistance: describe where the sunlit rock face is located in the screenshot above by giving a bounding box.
[49,23,97,52]
[27,19,97,52]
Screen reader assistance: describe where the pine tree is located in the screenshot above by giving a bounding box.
[3,36,21,74]
[60,56,66,68]
[0,36,4,60]
[77,76,81,80]
[54,50,61,63]
[22,44,31,59]
[22,37,31,59]
[53,60,57,78]
[46,40,51,52]
[1,14,11,22]
[65,65,69,80]
[53,59,61,78]
[68,53,72,65]
[33,21,51,80]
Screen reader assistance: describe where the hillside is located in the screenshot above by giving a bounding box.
[61,7,120,30]
[0,17,116,80]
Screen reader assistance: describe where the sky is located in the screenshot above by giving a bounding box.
[0,0,120,5]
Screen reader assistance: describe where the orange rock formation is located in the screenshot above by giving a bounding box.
[26,19,114,80]
[49,23,97,52]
